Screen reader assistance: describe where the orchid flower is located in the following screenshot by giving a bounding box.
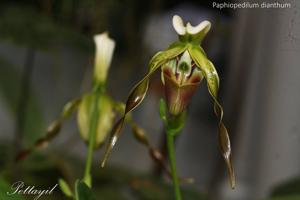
[16,32,177,195]
[16,32,116,161]
[101,15,235,196]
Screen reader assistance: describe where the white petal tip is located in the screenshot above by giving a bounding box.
[172,15,186,35]
[93,31,115,83]
[186,20,211,35]
[94,32,114,44]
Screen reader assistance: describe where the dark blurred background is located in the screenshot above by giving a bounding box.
[0,0,299,200]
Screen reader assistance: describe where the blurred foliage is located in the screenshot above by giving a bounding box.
[0,177,25,200]
[93,166,207,200]
[0,0,157,52]
[264,178,300,200]
[0,6,92,51]
[0,58,44,146]
[75,180,96,200]
[0,58,20,112]
[264,196,300,200]
[0,144,207,200]
[0,3,94,149]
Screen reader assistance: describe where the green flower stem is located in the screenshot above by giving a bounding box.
[160,99,186,200]
[83,85,104,187]
[166,131,182,200]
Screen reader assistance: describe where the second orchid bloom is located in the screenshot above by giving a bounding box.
[102,15,235,189]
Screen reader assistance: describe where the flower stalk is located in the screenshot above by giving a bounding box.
[82,85,104,187]
[82,32,115,187]
[160,99,186,200]
[167,133,181,200]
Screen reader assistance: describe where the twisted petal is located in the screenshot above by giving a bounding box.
[188,45,235,188]
[101,42,187,167]
[219,122,235,189]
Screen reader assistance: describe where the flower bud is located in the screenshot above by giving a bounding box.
[162,51,203,115]
[93,32,115,84]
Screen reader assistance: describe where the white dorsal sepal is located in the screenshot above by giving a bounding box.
[172,15,186,35]
[186,20,211,35]
[172,15,211,37]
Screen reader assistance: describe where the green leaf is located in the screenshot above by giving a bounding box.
[58,178,73,198]
[75,180,96,200]
[101,42,187,167]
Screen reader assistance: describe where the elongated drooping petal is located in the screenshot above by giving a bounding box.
[101,79,148,167]
[219,122,235,188]
[188,45,235,188]
[101,43,188,167]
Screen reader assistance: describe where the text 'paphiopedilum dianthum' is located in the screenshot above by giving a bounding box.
[101,15,235,190]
